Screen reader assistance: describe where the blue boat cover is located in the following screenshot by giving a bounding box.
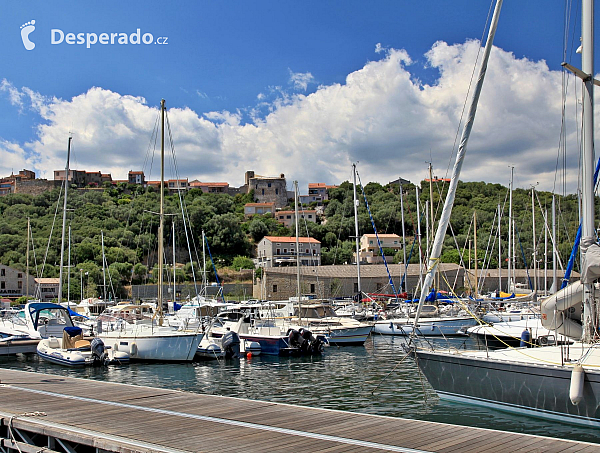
[64,326,82,337]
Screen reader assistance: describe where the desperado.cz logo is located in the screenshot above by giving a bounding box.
[20,19,168,50]
[52,28,168,48]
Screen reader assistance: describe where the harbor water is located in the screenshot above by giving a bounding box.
[0,335,597,444]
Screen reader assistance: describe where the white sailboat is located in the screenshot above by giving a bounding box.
[98,99,202,362]
[412,0,600,427]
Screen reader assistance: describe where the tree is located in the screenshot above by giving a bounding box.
[232,256,254,271]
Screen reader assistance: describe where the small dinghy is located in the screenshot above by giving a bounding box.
[37,327,129,367]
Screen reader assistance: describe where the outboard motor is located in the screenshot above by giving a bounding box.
[221,329,241,358]
[287,329,306,349]
[91,337,108,366]
[299,328,324,354]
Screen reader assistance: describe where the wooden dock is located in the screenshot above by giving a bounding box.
[0,368,596,453]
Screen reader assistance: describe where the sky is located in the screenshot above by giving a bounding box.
[0,1,597,195]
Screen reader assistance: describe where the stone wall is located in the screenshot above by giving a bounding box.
[14,179,59,196]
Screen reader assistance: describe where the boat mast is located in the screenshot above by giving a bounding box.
[474,211,478,300]
[352,164,362,298]
[399,181,407,291]
[58,136,72,305]
[507,166,513,292]
[68,224,71,306]
[26,218,30,298]
[497,204,501,292]
[413,0,503,327]
[202,230,207,292]
[173,221,176,303]
[294,181,301,300]
[552,195,557,292]
[581,0,595,342]
[415,186,423,293]
[101,230,107,300]
[158,99,165,324]
[531,185,537,298]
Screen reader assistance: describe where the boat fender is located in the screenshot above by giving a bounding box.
[113,343,118,352]
[520,329,530,348]
[130,342,138,357]
[569,364,585,405]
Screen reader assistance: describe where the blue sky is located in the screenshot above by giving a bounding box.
[0,1,595,193]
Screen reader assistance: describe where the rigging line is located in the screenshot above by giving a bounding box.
[165,112,199,297]
[39,180,64,287]
[356,171,399,300]
[514,223,533,291]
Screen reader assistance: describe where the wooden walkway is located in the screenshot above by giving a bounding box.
[0,368,596,453]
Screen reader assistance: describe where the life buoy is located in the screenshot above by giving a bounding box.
[130,342,138,356]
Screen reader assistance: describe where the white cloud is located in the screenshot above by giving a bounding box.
[0,39,590,195]
[288,70,315,91]
[1,79,25,110]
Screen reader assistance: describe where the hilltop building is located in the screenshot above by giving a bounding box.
[242,171,288,208]
[256,236,321,268]
[244,202,276,218]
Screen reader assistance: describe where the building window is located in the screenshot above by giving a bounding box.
[286,215,291,219]
[308,215,312,219]
[283,249,287,253]
[273,285,278,293]
[17,281,22,289]
[0,269,4,276]
[268,183,272,188]
[313,249,317,255]
[18,273,22,278]
[262,189,264,195]
[0,282,4,289]
[310,284,315,293]
[276,249,280,254]
[275,189,278,195]
[306,249,309,253]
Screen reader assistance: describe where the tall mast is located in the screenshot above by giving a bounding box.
[413,0,503,327]
[428,162,434,252]
[552,195,557,292]
[497,204,501,292]
[58,136,72,305]
[101,230,107,300]
[507,166,513,292]
[68,224,71,306]
[399,181,407,291]
[173,221,176,303]
[544,208,548,295]
[416,186,423,292]
[531,186,537,297]
[294,181,301,301]
[158,99,165,323]
[202,230,207,291]
[26,218,30,298]
[473,211,478,299]
[352,164,362,297]
[581,0,595,342]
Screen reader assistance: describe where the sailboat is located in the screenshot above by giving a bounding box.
[97,100,203,361]
[412,0,600,427]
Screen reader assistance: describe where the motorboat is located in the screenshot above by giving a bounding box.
[37,330,129,367]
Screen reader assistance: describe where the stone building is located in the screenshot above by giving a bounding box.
[35,278,60,301]
[357,234,403,264]
[253,263,464,300]
[0,264,37,299]
[243,171,288,208]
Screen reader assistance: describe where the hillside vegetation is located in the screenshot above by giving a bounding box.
[0,180,585,298]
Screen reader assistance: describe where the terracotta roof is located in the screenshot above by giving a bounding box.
[263,236,321,244]
[245,203,275,207]
[264,263,461,278]
[190,181,229,187]
[308,183,326,188]
[129,171,144,175]
[277,210,316,215]
[362,234,401,238]
[35,278,60,284]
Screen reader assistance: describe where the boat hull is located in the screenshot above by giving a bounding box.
[413,349,600,427]
[99,330,202,362]
[323,325,372,345]
[374,317,477,336]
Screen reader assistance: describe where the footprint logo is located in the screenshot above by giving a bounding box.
[20,20,36,51]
